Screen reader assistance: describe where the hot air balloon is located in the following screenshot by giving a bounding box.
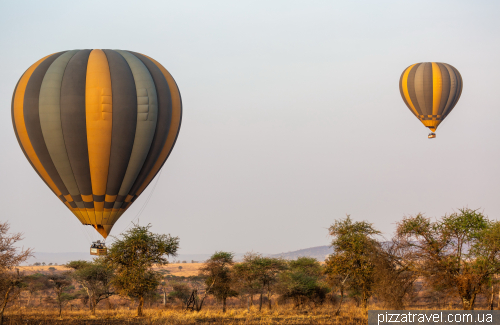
[399,62,462,138]
[11,50,182,248]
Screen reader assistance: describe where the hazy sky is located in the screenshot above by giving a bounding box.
[1,0,500,255]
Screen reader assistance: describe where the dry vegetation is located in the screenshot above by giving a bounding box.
[2,261,499,324]
[2,305,367,325]
[3,208,500,324]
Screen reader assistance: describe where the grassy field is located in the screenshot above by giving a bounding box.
[11,263,495,324]
[3,304,367,324]
[20,263,203,276]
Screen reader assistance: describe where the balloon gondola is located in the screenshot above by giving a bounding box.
[399,62,462,138]
[90,240,107,256]
[11,49,182,253]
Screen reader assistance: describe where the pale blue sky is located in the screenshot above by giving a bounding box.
[1,0,499,254]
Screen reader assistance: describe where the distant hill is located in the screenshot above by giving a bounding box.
[23,246,334,265]
[269,245,333,261]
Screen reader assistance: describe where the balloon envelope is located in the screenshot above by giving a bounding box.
[399,62,462,132]
[11,49,182,238]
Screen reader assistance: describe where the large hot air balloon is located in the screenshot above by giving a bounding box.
[399,62,462,138]
[11,49,182,240]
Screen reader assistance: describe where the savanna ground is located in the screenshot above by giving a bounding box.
[2,264,495,325]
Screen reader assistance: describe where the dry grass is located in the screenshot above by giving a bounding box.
[3,304,367,324]
[19,263,203,277]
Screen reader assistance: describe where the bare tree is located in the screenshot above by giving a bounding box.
[0,221,32,325]
[371,239,418,309]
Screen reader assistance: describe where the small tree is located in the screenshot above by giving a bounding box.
[105,224,179,316]
[239,254,287,311]
[66,259,115,315]
[168,282,191,307]
[47,273,75,318]
[397,208,500,310]
[0,221,32,324]
[23,273,49,307]
[199,252,237,313]
[233,253,263,310]
[324,216,381,311]
[278,257,329,308]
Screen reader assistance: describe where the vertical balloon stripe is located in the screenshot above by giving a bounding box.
[86,50,113,225]
[422,63,433,114]
[450,65,463,110]
[23,52,70,198]
[400,64,419,117]
[135,54,182,197]
[60,49,97,225]
[12,74,56,197]
[101,50,137,204]
[431,62,442,115]
[407,63,422,115]
[437,63,451,113]
[127,51,172,197]
[413,63,428,115]
[441,64,459,118]
[442,65,462,119]
[115,51,158,203]
[13,53,64,196]
[39,51,85,219]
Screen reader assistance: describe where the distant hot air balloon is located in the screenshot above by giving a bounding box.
[11,49,182,240]
[399,62,462,138]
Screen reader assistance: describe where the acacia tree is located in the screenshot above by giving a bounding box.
[277,257,329,308]
[168,282,191,307]
[23,273,49,307]
[324,216,381,311]
[66,259,115,315]
[232,253,263,310]
[248,255,287,311]
[105,224,179,316]
[47,273,75,318]
[0,221,32,325]
[199,252,237,313]
[397,208,500,310]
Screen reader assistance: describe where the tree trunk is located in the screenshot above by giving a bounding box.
[461,295,476,310]
[267,284,271,310]
[335,287,344,316]
[137,296,144,317]
[247,295,250,312]
[91,299,96,316]
[498,288,500,310]
[222,297,226,313]
[0,285,13,325]
[259,292,263,311]
[361,291,368,309]
[251,294,254,306]
[489,286,495,310]
[58,299,63,318]
[163,290,166,308]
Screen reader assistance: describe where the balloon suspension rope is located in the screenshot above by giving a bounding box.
[119,168,164,236]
